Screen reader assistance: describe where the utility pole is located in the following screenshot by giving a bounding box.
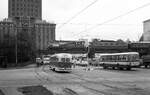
[87,40,91,71]
[15,17,21,65]
[15,24,18,65]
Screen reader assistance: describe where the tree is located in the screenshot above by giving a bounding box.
[126,38,131,43]
[87,46,95,58]
[116,39,125,43]
[92,38,100,43]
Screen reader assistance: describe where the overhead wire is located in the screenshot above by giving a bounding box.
[72,2,150,38]
[57,0,99,30]
[56,22,141,26]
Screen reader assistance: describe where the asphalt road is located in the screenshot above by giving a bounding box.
[0,65,150,95]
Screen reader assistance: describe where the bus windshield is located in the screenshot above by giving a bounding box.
[61,58,71,62]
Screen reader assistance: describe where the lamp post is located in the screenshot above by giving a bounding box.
[14,17,21,65]
[15,24,18,65]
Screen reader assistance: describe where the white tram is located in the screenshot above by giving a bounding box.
[49,53,73,72]
[97,52,140,70]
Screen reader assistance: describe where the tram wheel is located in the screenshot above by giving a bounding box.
[112,67,115,70]
[52,68,55,71]
[126,67,131,70]
[145,65,148,68]
[119,67,123,70]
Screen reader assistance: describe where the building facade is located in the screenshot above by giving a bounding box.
[143,19,150,41]
[8,0,42,20]
[0,0,56,51]
[0,19,15,44]
[35,20,56,50]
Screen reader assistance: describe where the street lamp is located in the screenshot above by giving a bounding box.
[14,17,20,65]
[15,23,18,65]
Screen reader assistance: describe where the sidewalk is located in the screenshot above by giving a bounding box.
[24,64,37,68]
[0,64,37,70]
[1,87,23,95]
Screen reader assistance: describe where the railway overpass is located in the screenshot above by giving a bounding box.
[42,40,150,57]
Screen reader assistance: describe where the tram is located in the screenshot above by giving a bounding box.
[49,53,73,72]
[97,52,140,70]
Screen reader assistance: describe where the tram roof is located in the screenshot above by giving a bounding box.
[96,52,139,56]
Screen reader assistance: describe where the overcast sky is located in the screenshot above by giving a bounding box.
[1,0,150,41]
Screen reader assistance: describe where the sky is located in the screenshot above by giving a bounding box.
[1,0,150,41]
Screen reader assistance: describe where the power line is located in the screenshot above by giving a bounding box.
[56,22,141,26]
[57,0,99,30]
[72,2,150,37]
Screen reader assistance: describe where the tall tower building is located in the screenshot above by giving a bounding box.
[1,0,55,61]
[8,0,42,20]
[143,19,150,41]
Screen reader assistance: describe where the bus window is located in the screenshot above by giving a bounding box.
[112,56,116,61]
[61,58,66,62]
[66,58,70,62]
[116,55,119,61]
[122,55,126,61]
[131,55,135,61]
[128,55,132,61]
[107,56,111,61]
[102,56,106,61]
[109,56,112,61]
[124,55,127,61]
[129,55,134,61]
[118,55,122,61]
[99,57,103,61]
[121,55,124,61]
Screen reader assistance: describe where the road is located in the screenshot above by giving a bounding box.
[0,65,150,95]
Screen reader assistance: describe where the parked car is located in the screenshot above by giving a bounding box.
[36,58,42,66]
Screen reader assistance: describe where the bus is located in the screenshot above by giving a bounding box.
[49,53,73,72]
[97,52,140,70]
